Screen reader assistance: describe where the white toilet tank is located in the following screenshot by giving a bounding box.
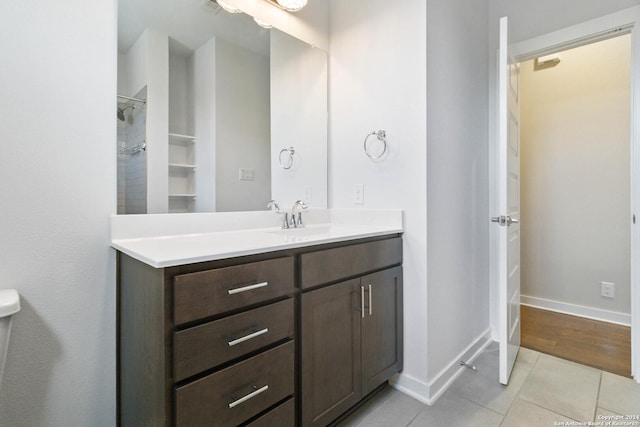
[0,289,20,388]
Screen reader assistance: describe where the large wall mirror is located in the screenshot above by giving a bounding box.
[117,0,327,214]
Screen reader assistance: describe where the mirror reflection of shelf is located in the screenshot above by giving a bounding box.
[168,133,196,142]
[169,132,197,212]
[169,163,196,171]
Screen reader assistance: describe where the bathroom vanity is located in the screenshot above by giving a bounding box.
[113,210,403,426]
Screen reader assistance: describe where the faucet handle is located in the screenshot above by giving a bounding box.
[282,212,290,229]
[267,200,280,213]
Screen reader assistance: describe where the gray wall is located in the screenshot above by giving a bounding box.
[0,0,117,425]
[426,0,491,379]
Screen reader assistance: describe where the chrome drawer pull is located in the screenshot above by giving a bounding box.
[228,328,269,347]
[227,281,268,295]
[228,385,269,409]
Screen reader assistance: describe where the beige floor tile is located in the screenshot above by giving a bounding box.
[337,386,424,427]
[599,371,640,417]
[516,347,540,367]
[407,392,503,427]
[518,354,600,421]
[501,398,574,427]
[448,356,532,414]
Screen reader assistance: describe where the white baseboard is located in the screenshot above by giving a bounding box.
[521,295,631,326]
[390,328,492,405]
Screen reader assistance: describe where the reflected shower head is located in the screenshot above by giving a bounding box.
[117,104,142,123]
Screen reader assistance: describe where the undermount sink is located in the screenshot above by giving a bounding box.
[265,225,333,241]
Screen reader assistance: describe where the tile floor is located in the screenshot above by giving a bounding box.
[338,343,640,427]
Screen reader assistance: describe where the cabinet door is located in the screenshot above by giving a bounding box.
[361,266,403,396]
[301,278,362,427]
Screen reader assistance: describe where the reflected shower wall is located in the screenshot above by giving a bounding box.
[117,92,147,214]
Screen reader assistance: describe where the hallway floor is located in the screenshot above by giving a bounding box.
[337,343,640,427]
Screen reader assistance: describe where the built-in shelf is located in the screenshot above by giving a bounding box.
[169,163,196,171]
[168,132,197,142]
[168,131,196,211]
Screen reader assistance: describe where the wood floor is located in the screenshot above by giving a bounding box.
[521,305,631,378]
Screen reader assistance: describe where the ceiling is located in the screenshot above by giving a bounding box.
[118,0,270,56]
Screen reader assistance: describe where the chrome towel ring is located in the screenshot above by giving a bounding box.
[279,147,295,169]
[364,130,387,159]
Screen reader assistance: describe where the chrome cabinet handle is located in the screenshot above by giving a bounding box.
[228,328,269,347]
[228,384,269,409]
[368,284,372,316]
[228,281,268,295]
[361,286,365,318]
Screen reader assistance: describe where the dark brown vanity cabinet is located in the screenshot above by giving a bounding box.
[118,235,402,427]
[299,239,403,427]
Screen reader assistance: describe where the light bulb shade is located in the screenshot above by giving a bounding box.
[217,0,242,13]
[276,0,308,12]
[253,17,273,29]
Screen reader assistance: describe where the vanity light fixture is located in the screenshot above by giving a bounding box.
[253,17,273,29]
[275,0,308,12]
[216,0,242,14]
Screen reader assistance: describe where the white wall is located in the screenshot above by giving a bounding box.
[520,35,631,319]
[216,38,271,212]
[190,37,217,212]
[145,30,170,213]
[328,0,430,400]
[488,0,640,335]
[270,29,327,209]
[0,0,116,425]
[425,0,491,396]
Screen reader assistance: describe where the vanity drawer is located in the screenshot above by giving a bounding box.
[245,397,295,427]
[174,257,294,325]
[174,299,294,381]
[300,237,402,289]
[175,341,294,427]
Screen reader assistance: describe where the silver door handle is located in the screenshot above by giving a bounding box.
[228,384,269,408]
[361,286,365,318]
[368,284,372,316]
[228,328,269,347]
[491,216,519,226]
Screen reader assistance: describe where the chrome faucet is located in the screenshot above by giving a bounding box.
[268,200,290,229]
[291,200,308,228]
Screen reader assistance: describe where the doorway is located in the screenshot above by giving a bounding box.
[490,6,640,382]
[518,34,632,377]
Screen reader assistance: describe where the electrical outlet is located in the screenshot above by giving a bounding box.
[601,282,615,298]
[353,184,364,204]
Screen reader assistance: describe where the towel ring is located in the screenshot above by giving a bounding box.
[363,130,387,160]
[279,147,295,169]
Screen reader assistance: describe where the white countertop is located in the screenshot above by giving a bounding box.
[111,209,403,268]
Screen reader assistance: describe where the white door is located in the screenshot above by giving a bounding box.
[495,16,521,385]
